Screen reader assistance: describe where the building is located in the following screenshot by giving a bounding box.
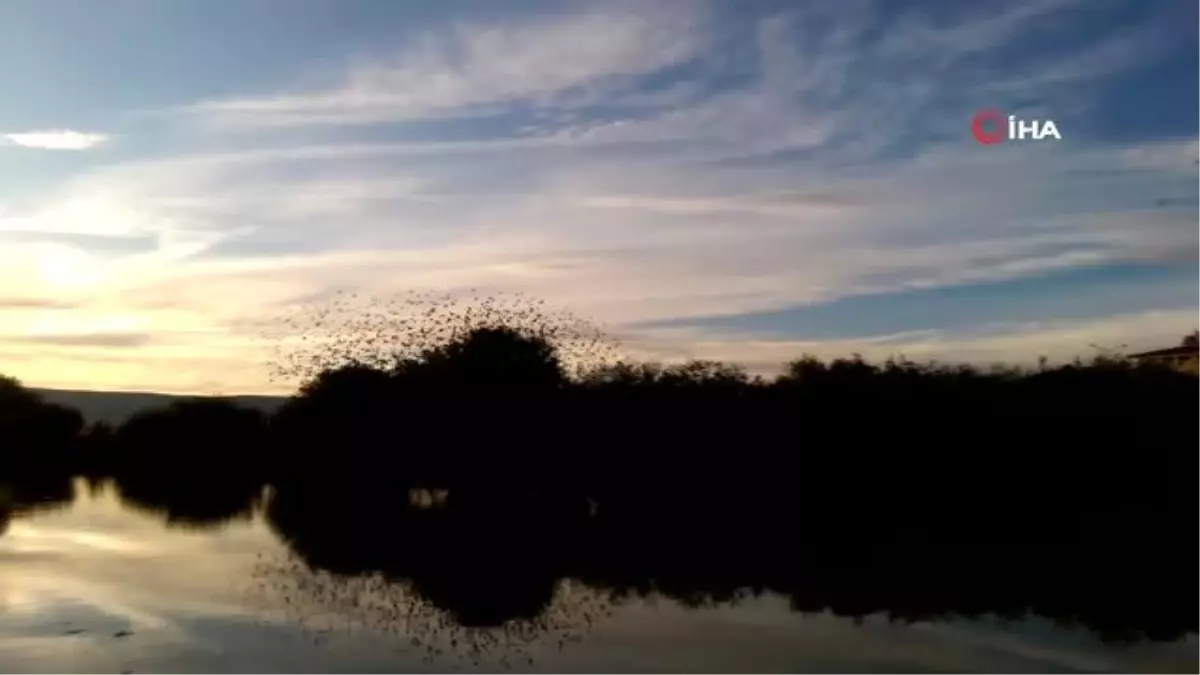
[1127,339,1199,375]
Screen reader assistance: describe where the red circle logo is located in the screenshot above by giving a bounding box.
[971,109,1006,145]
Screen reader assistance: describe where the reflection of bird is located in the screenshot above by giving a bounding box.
[251,546,620,668]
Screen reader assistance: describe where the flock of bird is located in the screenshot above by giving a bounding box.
[263,289,622,387]
[150,291,632,667]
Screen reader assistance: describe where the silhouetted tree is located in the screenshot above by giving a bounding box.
[107,399,268,528]
[0,374,86,475]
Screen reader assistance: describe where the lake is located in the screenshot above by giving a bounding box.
[0,481,1194,674]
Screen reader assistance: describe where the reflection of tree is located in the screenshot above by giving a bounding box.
[259,474,1197,648]
[113,474,264,529]
[259,479,618,667]
[0,476,77,539]
[255,549,614,668]
[264,480,569,627]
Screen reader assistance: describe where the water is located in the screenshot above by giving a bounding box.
[0,482,1194,674]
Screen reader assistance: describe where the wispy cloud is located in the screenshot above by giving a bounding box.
[3,130,109,150]
[620,308,1200,375]
[8,331,154,349]
[0,296,77,311]
[552,0,1172,162]
[180,5,707,128]
[0,123,1193,393]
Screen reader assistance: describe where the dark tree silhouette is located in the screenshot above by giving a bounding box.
[0,374,85,475]
[107,399,268,528]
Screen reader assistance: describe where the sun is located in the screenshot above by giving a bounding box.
[35,244,104,290]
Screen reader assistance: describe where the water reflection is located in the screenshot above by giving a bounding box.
[0,476,76,538]
[0,479,1195,673]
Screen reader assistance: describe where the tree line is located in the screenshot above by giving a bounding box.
[4,325,1196,490]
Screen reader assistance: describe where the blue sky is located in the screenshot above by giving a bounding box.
[0,0,1195,393]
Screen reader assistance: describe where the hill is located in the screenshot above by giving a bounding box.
[31,388,287,425]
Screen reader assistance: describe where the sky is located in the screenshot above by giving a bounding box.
[0,0,1196,394]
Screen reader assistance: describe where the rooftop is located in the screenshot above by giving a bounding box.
[1127,345,1200,359]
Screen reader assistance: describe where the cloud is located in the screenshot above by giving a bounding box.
[3,130,109,150]
[550,0,1176,164]
[6,332,154,349]
[0,0,1193,393]
[1,124,1193,390]
[180,5,707,127]
[0,296,77,310]
[619,308,1200,375]
[1119,138,1200,170]
[577,193,861,218]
